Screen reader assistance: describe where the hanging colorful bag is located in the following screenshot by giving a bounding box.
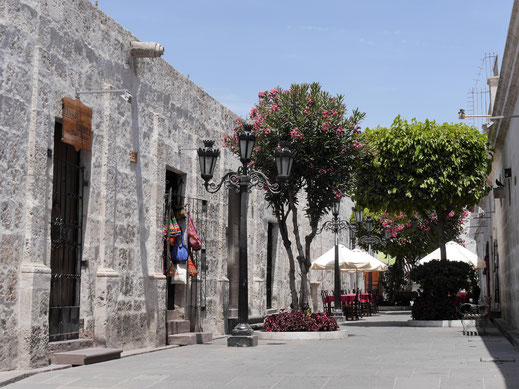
[163,215,181,245]
[173,233,188,263]
[187,213,202,251]
[188,255,198,278]
[168,261,175,277]
[171,262,187,284]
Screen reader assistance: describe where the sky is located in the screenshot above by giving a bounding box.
[93,1,513,130]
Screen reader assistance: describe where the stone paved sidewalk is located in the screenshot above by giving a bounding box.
[4,312,519,388]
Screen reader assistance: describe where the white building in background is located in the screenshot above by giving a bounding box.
[471,0,519,332]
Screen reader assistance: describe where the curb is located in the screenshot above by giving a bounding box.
[0,336,221,387]
[257,329,348,341]
[407,319,465,328]
[493,318,519,349]
[379,306,411,311]
[0,364,71,388]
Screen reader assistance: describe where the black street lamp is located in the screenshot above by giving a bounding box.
[353,211,389,256]
[351,208,389,319]
[197,124,295,347]
[318,198,351,322]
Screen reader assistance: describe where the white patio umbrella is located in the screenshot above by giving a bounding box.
[312,247,388,318]
[342,249,389,273]
[311,247,388,291]
[311,244,361,271]
[418,241,485,269]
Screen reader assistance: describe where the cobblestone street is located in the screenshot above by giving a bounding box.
[4,312,519,389]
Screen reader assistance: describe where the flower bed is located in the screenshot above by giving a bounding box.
[264,311,338,332]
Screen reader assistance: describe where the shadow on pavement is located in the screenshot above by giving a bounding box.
[340,319,409,327]
[478,321,519,388]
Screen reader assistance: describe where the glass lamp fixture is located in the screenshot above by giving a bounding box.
[354,207,364,224]
[274,141,295,179]
[332,199,341,218]
[366,216,373,232]
[237,124,256,164]
[197,140,220,182]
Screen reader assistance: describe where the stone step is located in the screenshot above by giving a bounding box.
[53,348,122,366]
[48,339,94,364]
[168,332,212,346]
[167,310,184,321]
[167,320,190,335]
[168,333,196,346]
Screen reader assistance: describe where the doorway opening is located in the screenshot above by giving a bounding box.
[266,222,278,309]
[164,170,186,310]
[49,122,84,341]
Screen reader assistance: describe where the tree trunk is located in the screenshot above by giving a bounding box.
[436,211,447,260]
[288,193,313,309]
[277,214,299,310]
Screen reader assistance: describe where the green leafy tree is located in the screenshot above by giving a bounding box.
[224,83,365,309]
[354,117,492,261]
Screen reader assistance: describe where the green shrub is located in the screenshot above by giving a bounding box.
[412,296,460,320]
[410,260,476,320]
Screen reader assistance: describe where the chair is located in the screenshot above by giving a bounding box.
[321,290,331,315]
[342,302,355,320]
[459,299,489,336]
[369,292,379,314]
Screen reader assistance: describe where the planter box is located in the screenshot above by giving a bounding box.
[407,320,473,328]
[379,306,411,311]
[257,329,348,341]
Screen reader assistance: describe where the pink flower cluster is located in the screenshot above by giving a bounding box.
[319,167,334,174]
[322,121,332,132]
[332,189,343,199]
[290,128,303,140]
[352,139,362,150]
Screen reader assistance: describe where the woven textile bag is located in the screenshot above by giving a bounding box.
[163,215,181,245]
[188,255,198,278]
[187,213,202,251]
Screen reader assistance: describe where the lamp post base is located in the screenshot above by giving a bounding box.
[331,309,346,323]
[227,334,258,347]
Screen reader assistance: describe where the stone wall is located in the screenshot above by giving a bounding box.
[0,0,347,371]
[474,0,519,331]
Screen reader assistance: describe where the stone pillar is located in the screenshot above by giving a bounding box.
[219,277,230,334]
[146,111,167,346]
[93,268,119,347]
[310,281,320,313]
[92,90,120,347]
[16,45,53,369]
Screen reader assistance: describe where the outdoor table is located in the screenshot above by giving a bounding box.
[456,292,468,305]
[323,294,357,305]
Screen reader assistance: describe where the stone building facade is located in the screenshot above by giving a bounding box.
[471,0,519,332]
[0,0,356,371]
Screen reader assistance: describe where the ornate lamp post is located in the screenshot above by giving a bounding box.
[318,199,350,322]
[351,208,389,318]
[197,124,295,347]
[352,210,389,257]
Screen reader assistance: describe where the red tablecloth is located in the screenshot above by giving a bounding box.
[323,294,371,305]
[456,292,468,305]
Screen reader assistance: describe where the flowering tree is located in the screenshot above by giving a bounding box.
[224,83,365,310]
[353,117,492,261]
